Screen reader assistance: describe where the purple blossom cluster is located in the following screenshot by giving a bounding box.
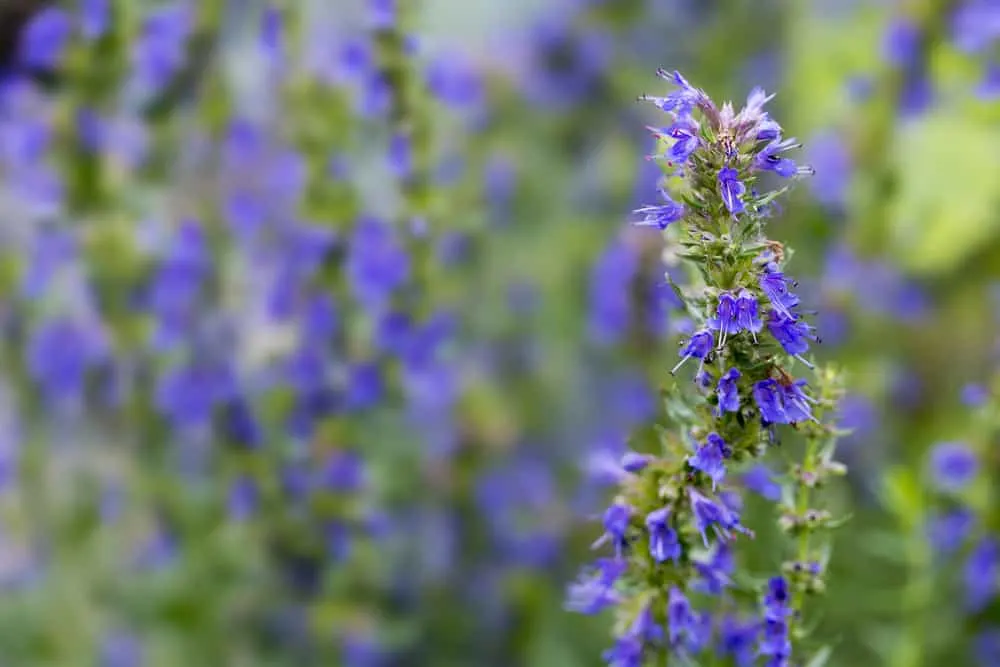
[924,382,1000,666]
[567,71,846,666]
[0,1,532,662]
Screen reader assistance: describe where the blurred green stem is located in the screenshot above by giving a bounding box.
[849,0,959,255]
[888,528,932,667]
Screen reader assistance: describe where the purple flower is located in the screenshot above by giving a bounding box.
[259,4,283,60]
[565,558,626,614]
[926,508,975,556]
[82,0,111,40]
[223,397,262,448]
[929,442,978,492]
[767,311,817,359]
[961,383,990,407]
[643,69,708,115]
[341,633,385,667]
[667,587,695,644]
[754,138,802,178]
[753,379,787,424]
[154,361,235,431]
[633,190,685,229]
[688,488,750,547]
[603,637,644,667]
[368,0,396,28]
[978,63,1000,100]
[646,507,681,564]
[952,1,1000,54]
[806,131,851,208]
[345,362,384,411]
[629,602,665,644]
[716,367,741,413]
[883,17,920,66]
[735,289,763,340]
[346,216,411,313]
[388,132,411,177]
[759,263,800,319]
[622,451,653,473]
[685,611,714,654]
[336,38,373,82]
[759,577,793,663]
[26,317,106,406]
[595,503,632,554]
[666,117,700,161]
[425,55,484,108]
[718,617,758,667]
[718,167,746,215]
[131,3,194,93]
[781,380,816,423]
[694,543,734,595]
[299,293,338,345]
[709,292,740,345]
[688,432,730,488]
[228,476,258,521]
[965,538,999,612]
[743,465,781,501]
[672,329,714,374]
[100,631,142,667]
[147,221,210,345]
[321,452,365,493]
[588,241,638,345]
[19,8,72,70]
[974,629,1000,667]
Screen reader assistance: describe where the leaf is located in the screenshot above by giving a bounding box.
[824,512,854,530]
[785,3,887,133]
[880,466,925,527]
[887,110,1000,275]
[805,645,834,667]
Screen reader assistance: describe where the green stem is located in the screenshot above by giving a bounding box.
[849,0,960,255]
[888,529,931,667]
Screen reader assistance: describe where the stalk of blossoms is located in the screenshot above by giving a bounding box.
[914,357,1000,666]
[567,70,847,667]
[371,0,433,225]
[777,365,847,637]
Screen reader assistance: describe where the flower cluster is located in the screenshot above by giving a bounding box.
[0,1,513,662]
[923,374,1000,666]
[567,71,847,666]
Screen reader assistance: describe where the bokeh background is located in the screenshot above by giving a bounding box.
[0,0,998,665]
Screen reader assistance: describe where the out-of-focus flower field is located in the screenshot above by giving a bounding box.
[0,0,998,665]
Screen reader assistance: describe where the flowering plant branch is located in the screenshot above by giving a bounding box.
[567,71,848,667]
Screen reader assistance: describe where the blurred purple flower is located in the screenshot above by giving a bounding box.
[926,508,975,556]
[806,131,851,209]
[26,316,107,407]
[228,476,258,521]
[100,631,142,667]
[588,240,639,346]
[426,55,484,109]
[928,442,978,492]
[19,8,72,70]
[147,222,210,346]
[962,383,990,407]
[347,217,410,314]
[952,1,1000,53]
[979,63,1000,100]
[883,17,920,66]
[154,361,236,431]
[131,3,194,93]
[965,538,1000,611]
[742,465,781,501]
[975,629,1000,667]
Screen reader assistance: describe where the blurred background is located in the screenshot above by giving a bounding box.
[0,0,998,665]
